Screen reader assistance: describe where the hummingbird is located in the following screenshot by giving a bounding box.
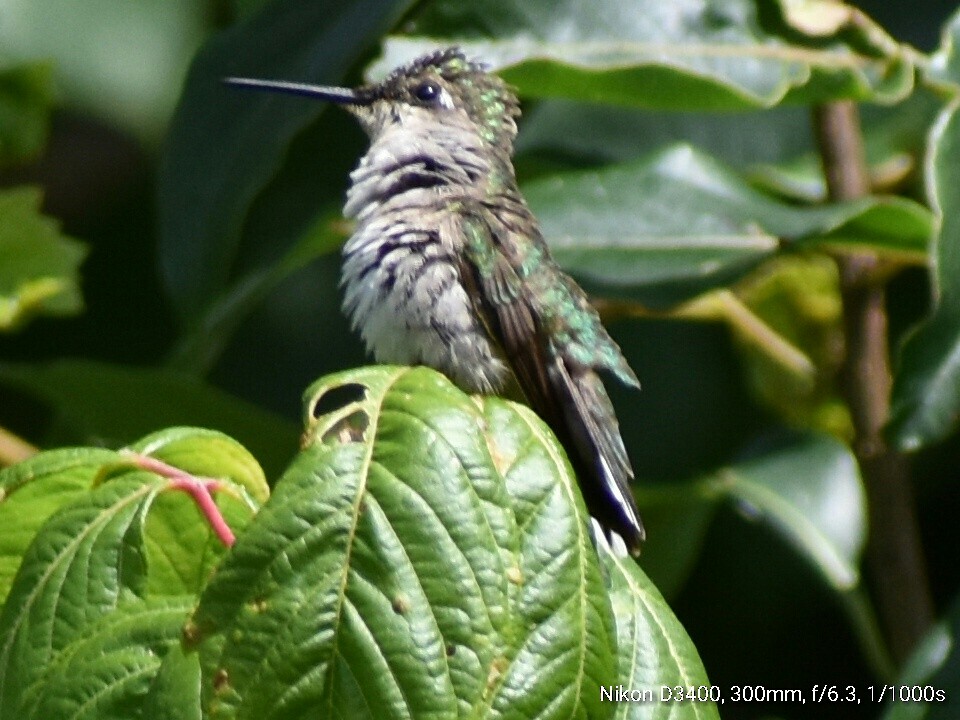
[226,47,645,554]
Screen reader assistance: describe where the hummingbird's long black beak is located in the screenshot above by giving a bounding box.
[223,77,362,105]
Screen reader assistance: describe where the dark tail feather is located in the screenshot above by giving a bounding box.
[549,361,645,555]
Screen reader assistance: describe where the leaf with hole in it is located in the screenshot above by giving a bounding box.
[521,145,931,307]
[376,0,911,110]
[0,61,55,165]
[0,186,86,331]
[187,365,618,719]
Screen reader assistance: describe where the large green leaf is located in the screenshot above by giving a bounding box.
[522,145,931,306]
[0,186,86,331]
[709,432,865,591]
[1,367,718,716]
[516,99,813,172]
[0,359,297,477]
[890,92,960,449]
[374,0,912,109]
[158,0,413,321]
[188,366,620,718]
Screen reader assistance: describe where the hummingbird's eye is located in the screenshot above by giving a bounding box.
[413,81,441,104]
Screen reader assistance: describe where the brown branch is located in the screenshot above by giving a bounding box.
[0,425,38,467]
[813,101,934,665]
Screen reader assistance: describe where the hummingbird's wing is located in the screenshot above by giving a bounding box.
[455,203,645,554]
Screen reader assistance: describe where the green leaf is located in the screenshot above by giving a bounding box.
[517,99,813,170]
[927,6,960,95]
[709,432,865,591]
[880,594,960,720]
[0,474,164,716]
[522,145,931,306]
[890,98,960,450]
[0,359,298,477]
[20,596,193,720]
[376,0,912,110]
[126,428,267,596]
[0,431,266,604]
[750,88,943,203]
[0,61,55,165]
[0,431,269,716]
[158,0,413,321]
[143,644,203,720]
[188,366,616,719]
[0,186,87,331]
[128,427,269,505]
[0,447,120,603]
[801,195,932,261]
[600,540,720,719]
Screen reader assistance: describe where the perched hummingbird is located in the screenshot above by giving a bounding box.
[226,47,645,554]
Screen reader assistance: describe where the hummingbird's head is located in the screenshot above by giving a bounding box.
[225,47,521,153]
[359,48,521,149]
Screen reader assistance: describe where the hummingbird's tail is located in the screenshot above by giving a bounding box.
[548,361,646,555]
[454,205,644,553]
